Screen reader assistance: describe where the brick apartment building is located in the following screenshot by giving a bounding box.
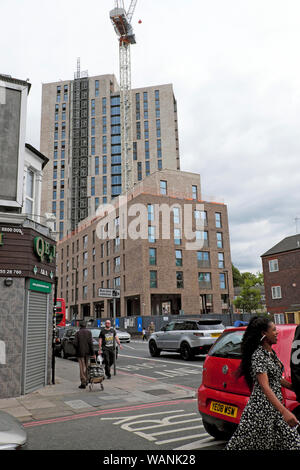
[261,234,300,314]
[40,73,180,239]
[57,169,233,320]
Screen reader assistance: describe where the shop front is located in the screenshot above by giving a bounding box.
[0,221,56,398]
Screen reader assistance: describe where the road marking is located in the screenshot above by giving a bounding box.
[156,432,209,445]
[23,399,195,428]
[119,354,204,369]
[100,409,207,446]
[174,436,226,450]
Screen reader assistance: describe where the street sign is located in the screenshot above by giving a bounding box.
[98,288,120,298]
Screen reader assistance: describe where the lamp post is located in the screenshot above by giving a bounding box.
[223,269,232,324]
[52,275,58,385]
[72,265,78,325]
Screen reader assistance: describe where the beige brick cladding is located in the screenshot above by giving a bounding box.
[57,170,233,319]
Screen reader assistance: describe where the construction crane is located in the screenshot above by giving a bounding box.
[110,0,138,193]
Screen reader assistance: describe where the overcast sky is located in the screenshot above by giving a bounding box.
[2,0,300,273]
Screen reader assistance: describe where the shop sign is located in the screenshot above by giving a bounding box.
[29,278,52,294]
[34,236,56,263]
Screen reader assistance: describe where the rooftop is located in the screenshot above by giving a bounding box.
[261,234,300,257]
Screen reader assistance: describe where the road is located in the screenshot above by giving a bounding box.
[117,340,205,391]
[24,341,228,451]
[25,399,226,451]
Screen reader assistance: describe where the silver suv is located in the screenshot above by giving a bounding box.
[148,319,225,360]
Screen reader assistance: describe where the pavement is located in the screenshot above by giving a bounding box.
[0,359,196,424]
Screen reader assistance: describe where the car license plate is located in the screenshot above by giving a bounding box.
[210,401,238,418]
[211,333,221,337]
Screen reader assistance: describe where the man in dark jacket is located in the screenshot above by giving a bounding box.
[291,324,300,403]
[73,321,95,389]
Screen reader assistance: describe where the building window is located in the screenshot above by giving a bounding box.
[83,251,88,265]
[196,230,209,247]
[195,210,207,226]
[91,99,95,116]
[91,177,95,196]
[95,80,99,97]
[136,121,141,139]
[102,97,106,114]
[175,250,182,266]
[198,272,212,289]
[176,271,184,288]
[215,212,222,228]
[147,204,154,222]
[133,141,137,160]
[272,286,282,299]
[218,253,225,269]
[158,159,162,170]
[197,251,210,268]
[95,156,99,175]
[156,119,161,138]
[219,273,226,289]
[114,277,121,288]
[217,232,223,249]
[145,161,150,176]
[269,259,279,272]
[83,268,88,282]
[174,228,181,245]
[114,256,121,273]
[114,237,120,253]
[173,207,180,224]
[137,162,142,181]
[192,185,198,200]
[83,235,88,249]
[148,226,156,243]
[150,271,157,288]
[160,180,167,195]
[144,120,149,139]
[25,169,34,215]
[149,248,156,265]
[83,286,88,300]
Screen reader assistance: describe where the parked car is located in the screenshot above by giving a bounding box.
[60,327,118,359]
[198,324,300,440]
[0,410,27,450]
[148,318,225,360]
[116,328,131,343]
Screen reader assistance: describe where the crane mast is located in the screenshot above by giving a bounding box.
[110,1,137,194]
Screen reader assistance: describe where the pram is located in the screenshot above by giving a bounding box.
[87,356,105,391]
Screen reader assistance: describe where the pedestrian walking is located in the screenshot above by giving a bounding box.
[226,316,300,450]
[73,320,95,389]
[99,320,122,379]
[148,322,155,337]
[142,328,147,341]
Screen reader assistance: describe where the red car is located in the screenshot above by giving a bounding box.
[198,324,300,440]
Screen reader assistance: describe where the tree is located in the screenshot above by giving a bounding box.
[234,279,263,313]
[232,264,264,288]
[232,264,244,287]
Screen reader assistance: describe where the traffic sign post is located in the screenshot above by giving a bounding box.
[98,288,120,376]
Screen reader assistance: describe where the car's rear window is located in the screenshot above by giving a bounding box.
[197,321,224,331]
[208,330,244,358]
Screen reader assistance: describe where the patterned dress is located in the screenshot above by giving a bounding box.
[226,345,300,450]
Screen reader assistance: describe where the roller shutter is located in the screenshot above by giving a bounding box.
[24,290,49,394]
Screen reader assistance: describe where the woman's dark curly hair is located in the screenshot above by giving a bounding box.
[237,316,273,389]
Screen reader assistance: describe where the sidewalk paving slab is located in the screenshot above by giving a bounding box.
[0,371,196,424]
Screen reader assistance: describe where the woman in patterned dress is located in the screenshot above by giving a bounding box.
[226,316,300,450]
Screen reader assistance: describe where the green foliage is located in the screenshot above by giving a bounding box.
[232,264,264,287]
[232,264,264,313]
